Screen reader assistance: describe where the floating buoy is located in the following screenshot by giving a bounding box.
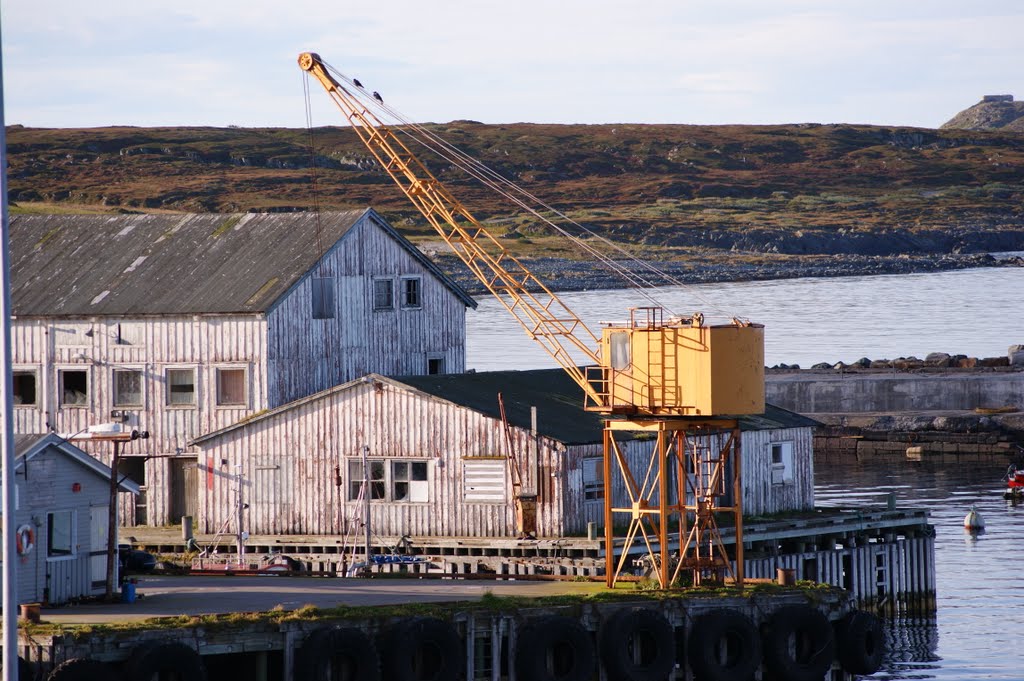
[963,506,985,531]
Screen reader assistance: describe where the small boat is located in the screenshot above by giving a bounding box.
[1004,465,1024,500]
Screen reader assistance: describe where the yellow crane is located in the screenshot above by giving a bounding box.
[299,52,765,587]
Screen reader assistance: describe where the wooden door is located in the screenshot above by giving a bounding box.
[170,457,199,522]
[89,505,109,589]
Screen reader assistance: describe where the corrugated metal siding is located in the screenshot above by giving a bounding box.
[266,217,467,407]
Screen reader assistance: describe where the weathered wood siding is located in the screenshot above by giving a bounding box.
[266,216,468,407]
[740,426,815,516]
[12,315,268,526]
[14,447,111,605]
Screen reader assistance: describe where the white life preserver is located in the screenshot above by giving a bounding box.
[16,524,34,555]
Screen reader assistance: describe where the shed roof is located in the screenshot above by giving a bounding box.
[10,208,475,316]
[193,367,818,447]
[14,433,141,495]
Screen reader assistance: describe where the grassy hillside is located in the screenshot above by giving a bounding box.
[8,122,1024,260]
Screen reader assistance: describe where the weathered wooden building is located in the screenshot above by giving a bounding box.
[9,210,475,526]
[192,368,817,538]
[10,433,140,605]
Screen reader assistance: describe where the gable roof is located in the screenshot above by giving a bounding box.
[193,367,818,447]
[14,433,141,495]
[10,208,474,316]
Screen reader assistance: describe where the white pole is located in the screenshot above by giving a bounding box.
[0,13,19,678]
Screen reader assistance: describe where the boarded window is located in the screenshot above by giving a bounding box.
[771,442,794,484]
[401,277,422,309]
[464,459,506,502]
[373,278,394,310]
[348,459,386,501]
[216,368,246,406]
[60,369,88,407]
[113,369,143,407]
[311,277,335,319]
[48,510,74,556]
[166,368,196,406]
[583,457,604,501]
[13,370,37,406]
[392,460,429,502]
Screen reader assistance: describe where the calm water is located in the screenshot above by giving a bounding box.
[816,460,1024,680]
[466,266,1023,371]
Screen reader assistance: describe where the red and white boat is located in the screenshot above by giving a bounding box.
[1005,465,1024,499]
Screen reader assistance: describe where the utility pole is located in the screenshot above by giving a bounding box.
[362,445,371,564]
[236,465,245,567]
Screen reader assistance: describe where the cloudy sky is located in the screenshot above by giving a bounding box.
[2,1,1021,130]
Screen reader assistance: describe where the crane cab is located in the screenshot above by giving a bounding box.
[587,308,765,417]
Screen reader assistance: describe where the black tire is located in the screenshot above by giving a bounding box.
[124,641,206,681]
[687,609,761,681]
[380,617,462,681]
[761,605,836,681]
[296,626,380,681]
[598,608,675,681]
[835,610,885,675]
[515,615,596,681]
[47,658,121,681]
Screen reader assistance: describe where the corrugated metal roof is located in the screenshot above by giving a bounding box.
[10,209,475,316]
[193,367,819,447]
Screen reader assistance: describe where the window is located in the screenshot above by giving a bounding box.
[59,369,88,407]
[216,368,246,406]
[583,457,604,501]
[166,368,196,406]
[13,370,37,406]
[373,278,394,310]
[609,332,630,370]
[348,459,386,501]
[47,510,74,557]
[464,459,506,502]
[771,442,794,485]
[401,277,422,309]
[427,355,446,375]
[392,461,429,502]
[311,277,335,319]
[113,369,143,407]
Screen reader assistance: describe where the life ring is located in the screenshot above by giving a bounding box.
[598,608,676,681]
[124,641,206,681]
[687,609,761,681]
[514,615,596,681]
[296,626,380,681]
[16,524,34,555]
[381,617,461,681]
[835,610,885,675]
[760,605,836,681]
[45,657,117,681]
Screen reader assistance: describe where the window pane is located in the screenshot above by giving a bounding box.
[370,481,386,500]
[392,461,409,481]
[48,511,73,556]
[411,462,428,481]
[13,371,36,406]
[373,279,394,310]
[217,368,245,406]
[167,368,196,405]
[114,369,143,407]
[60,370,88,407]
[312,277,335,319]
[394,481,410,501]
[402,277,421,308]
[370,461,385,480]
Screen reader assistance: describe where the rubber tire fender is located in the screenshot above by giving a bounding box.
[47,658,122,681]
[687,609,761,681]
[835,610,885,675]
[514,615,597,681]
[295,626,380,681]
[760,605,836,681]
[124,641,206,681]
[598,608,675,681]
[380,617,462,681]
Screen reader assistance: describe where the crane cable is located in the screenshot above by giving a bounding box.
[317,60,738,321]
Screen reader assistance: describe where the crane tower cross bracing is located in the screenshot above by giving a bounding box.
[299,52,766,587]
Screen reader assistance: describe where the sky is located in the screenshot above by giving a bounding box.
[2,1,1022,130]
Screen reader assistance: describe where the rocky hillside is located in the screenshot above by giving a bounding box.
[941,95,1024,132]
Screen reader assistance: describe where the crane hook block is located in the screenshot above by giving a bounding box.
[298,52,321,72]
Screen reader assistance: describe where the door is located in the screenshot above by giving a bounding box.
[170,457,199,522]
[89,505,109,590]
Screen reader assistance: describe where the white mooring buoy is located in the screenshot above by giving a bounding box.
[964,505,985,531]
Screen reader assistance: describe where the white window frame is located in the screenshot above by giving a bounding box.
[348,459,386,501]
[770,441,795,485]
[400,276,423,310]
[215,366,248,407]
[112,367,144,408]
[373,277,395,311]
[12,367,38,408]
[391,460,430,503]
[165,366,197,407]
[58,367,90,408]
[347,457,430,503]
[47,509,76,561]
